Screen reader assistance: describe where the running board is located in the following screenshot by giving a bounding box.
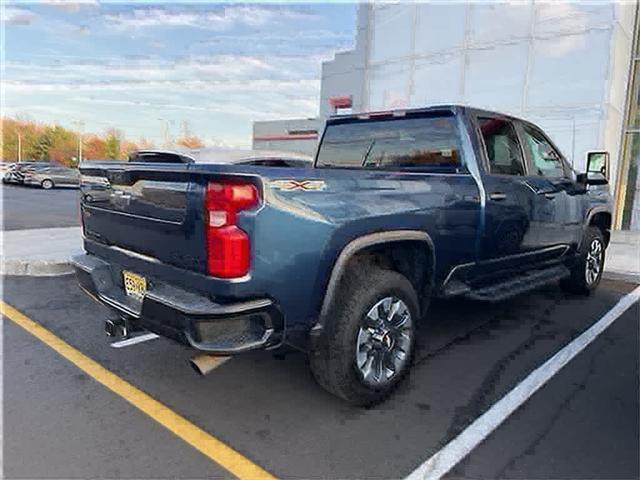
[462,265,571,302]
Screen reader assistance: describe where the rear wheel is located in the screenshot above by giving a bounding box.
[41,179,54,190]
[310,265,419,406]
[561,226,605,294]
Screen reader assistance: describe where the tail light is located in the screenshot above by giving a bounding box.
[205,181,259,278]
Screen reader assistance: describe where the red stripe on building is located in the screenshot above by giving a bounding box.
[329,95,352,108]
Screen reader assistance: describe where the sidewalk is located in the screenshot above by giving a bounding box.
[0,226,638,282]
[1,227,82,276]
[605,230,640,283]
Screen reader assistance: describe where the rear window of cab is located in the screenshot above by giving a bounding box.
[316,115,463,171]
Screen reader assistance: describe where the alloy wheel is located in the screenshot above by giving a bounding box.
[585,238,603,286]
[355,296,412,387]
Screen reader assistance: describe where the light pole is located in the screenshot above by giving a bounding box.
[158,117,170,147]
[17,132,22,162]
[73,120,85,163]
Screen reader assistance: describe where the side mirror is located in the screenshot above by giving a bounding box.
[585,151,609,185]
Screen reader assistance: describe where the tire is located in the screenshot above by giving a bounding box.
[310,265,419,406]
[561,226,606,295]
[41,179,54,190]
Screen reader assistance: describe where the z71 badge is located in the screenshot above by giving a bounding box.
[270,179,327,191]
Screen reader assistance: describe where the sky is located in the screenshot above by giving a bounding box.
[3,1,357,146]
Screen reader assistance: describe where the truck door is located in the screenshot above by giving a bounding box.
[476,116,565,268]
[516,121,582,250]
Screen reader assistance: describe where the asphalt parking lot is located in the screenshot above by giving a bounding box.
[1,183,79,230]
[2,183,639,479]
[3,272,638,479]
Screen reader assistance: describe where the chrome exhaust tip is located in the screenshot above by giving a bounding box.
[105,318,128,338]
[190,353,230,376]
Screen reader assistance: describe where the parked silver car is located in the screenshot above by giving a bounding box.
[23,165,80,189]
[3,161,53,184]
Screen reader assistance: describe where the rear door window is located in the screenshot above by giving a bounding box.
[316,115,463,170]
[478,117,526,176]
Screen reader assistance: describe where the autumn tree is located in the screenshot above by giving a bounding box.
[1,117,195,163]
[137,137,155,149]
[175,134,205,149]
[104,129,122,160]
[47,126,77,165]
[119,139,138,159]
[34,128,54,160]
[83,135,106,160]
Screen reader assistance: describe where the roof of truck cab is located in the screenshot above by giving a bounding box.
[327,104,525,123]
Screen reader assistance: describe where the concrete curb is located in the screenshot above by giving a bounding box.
[1,259,75,277]
[603,270,640,285]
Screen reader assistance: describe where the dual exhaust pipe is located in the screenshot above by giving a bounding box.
[105,318,129,338]
[105,318,229,376]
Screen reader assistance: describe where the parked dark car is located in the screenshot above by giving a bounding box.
[23,165,80,189]
[73,105,612,405]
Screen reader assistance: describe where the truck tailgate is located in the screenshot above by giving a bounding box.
[80,162,206,272]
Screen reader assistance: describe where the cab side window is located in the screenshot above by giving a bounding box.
[478,117,526,176]
[521,124,566,178]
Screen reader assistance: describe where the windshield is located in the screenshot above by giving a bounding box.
[316,115,463,170]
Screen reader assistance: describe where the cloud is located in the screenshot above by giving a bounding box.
[44,0,98,12]
[3,7,37,25]
[188,29,354,56]
[4,52,328,85]
[3,78,320,97]
[103,5,316,31]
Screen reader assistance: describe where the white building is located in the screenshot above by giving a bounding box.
[254,2,639,230]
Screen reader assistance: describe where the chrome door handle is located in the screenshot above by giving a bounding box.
[488,192,507,201]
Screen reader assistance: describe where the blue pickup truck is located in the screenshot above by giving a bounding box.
[73,105,612,405]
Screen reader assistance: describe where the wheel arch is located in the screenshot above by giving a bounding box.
[315,230,435,333]
[585,207,612,247]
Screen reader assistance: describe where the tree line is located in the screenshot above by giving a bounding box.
[1,118,205,166]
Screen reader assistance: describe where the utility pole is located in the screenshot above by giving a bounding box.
[182,120,191,138]
[17,132,22,162]
[571,116,576,168]
[73,120,85,163]
[158,117,170,147]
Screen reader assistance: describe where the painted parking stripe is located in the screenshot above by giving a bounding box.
[0,300,275,480]
[406,285,640,480]
[110,332,160,349]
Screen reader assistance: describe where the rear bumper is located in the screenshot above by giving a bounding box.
[72,253,283,354]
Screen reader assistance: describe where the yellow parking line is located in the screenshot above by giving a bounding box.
[0,300,276,480]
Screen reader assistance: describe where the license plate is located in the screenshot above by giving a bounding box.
[122,270,147,299]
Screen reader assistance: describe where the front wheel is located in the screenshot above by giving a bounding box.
[561,226,606,294]
[41,179,54,190]
[310,265,419,406]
